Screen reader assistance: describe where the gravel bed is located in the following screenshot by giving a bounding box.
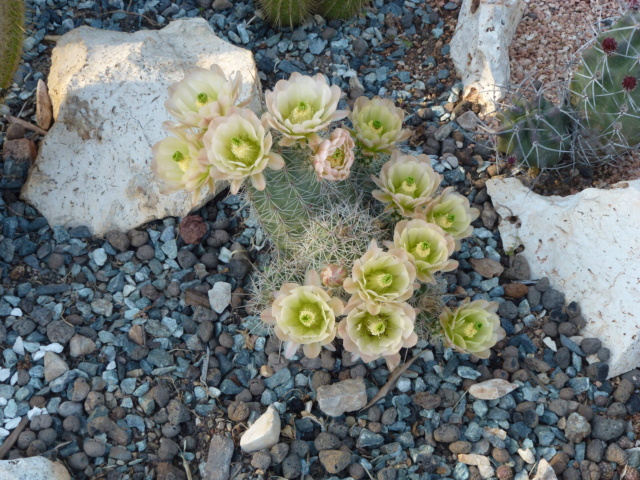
[2,1,640,480]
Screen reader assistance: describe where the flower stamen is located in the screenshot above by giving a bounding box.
[288,101,315,123]
[366,317,387,336]
[298,309,318,327]
[400,176,417,194]
[373,273,394,289]
[414,241,431,258]
[367,119,385,136]
[196,92,213,108]
[230,136,260,165]
[172,150,190,173]
[435,213,455,229]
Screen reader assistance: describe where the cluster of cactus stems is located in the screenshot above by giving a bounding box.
[153,68,505,366]
[258,0,370,28]
[0,0,25,91]
[495,8,640,169]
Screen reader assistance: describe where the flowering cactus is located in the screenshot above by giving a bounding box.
[338,298,418,370]
[372,152,442,217]
[151,124,212,195]
[201,108,284,194]
[312,128,356,181]
[165,66,242,128]
[264,72,348,147]
[350,96,410,155]
[420,187,479,246]
[343,240,416,314]
[439,299,505,359]
[390,219,458,284]
[261,270,344,358]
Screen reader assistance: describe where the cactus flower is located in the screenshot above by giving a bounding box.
[165,66,242,128]
[312,128,356,181]
[261,270,344,359]
[350,96,411,155]
[201,108,284,194]
[389,219,458,284]
[343,240,416,314]
[151,123,213,195]
[372,152,442,217]
[439,298,505,359]
[264,72,348,146]
[320,264,348,288]
[338,298,418,370]
[420,187,480,246]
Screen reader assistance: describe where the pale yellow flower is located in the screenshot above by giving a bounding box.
[312,128,355,181]
[421,187,480,246]
[338,298,418,370]
[261,271,344,359]
[165,65,242,128]
[264,72,348,146]
[350,96,410,155]
[343,240,416,314]
[440,299,505,359]
[372,151,442,217]
[390,219,458,284]
[202,108,284,194]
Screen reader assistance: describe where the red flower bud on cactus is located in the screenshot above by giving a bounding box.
[601,37,618,55]
[622,76,638,92]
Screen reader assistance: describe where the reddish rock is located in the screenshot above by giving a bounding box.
[470,258,504,278]
[503,283,529,298]
[179,215,208,244]
[3,138,37,162]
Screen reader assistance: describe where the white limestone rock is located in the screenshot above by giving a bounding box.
[316,378,367,417]
[487,177,640,378]
[240,405,281,453]
[21,19,261,236]
[0,457,71,480]
[450,0,526,112]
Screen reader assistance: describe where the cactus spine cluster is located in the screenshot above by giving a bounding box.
[495,94,572,169]
[569,10,640,160]
[0,0,25,91]
[258,0,370,28]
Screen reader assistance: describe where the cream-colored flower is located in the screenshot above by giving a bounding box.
[372,151,442,217]
[338,298,418,370]
[350,96,410,155]
[264,72,348,146]
[312,128,355,181]
[343,240,416,314]
[165,65,242,128]
[440,299,505,359]
[261,271,344,359]
[151,123,212,195]
[421,187,480,245]
[319,264,348,288]
[389,219,458,284]
[202,108,284,194]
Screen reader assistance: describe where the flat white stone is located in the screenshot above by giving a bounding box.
[208,282,232,314]
[22,19,261,236]
[487,177,640,378]
[0,457,71,480]
[316,378,367,417]
[532,459,558,480]
[240,405,281,453]
[450,0,526,111]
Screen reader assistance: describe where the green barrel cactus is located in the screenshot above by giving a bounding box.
[258,0,316,28]
[495,94,572,169]
[314,0,371,20]
[0,0,25,90]
[569,10,640,160]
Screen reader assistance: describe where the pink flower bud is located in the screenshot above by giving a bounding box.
[320,264,348,288]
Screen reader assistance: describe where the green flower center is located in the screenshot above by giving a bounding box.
[367,119,385,136]
[289,101,315,124]
[462,322,483,338]
[366,317,387,336]
[196,92,213,108]
[230,136,260,165]
[373,272,394,289]
[414,240,431,258]
[400,176,417,195]
[298,308,318,327]
[435,213,456,229]
[328,148,345,168]
[172,150,190,173]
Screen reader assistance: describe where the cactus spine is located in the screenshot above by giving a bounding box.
[315,0,371,20]
[0,0,25,91]
[569,10,640,161]
[258,0,317,28]
[495,94,572,169]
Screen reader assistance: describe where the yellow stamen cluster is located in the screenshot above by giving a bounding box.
[289,101,315,123]
[435,213,455,229]
[400,176,417,195]
[172,150,190,173]
[414,241,431,258]
[196,92,213,108]
[328,148,345,168]
[230,136,258,164]
[373,272,394,288]
[367,119,385,135]
[462,322,481,338]
[366,317,388,336]
[298,309,318,327]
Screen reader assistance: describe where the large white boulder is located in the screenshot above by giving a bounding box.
[450,0,526,112]
[21,19,261,237]
[487,177,640,378]
[0,457,71,480]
